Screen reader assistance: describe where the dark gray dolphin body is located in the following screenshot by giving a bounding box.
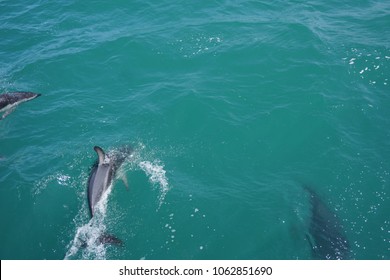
[304,186,350,260]
[87,145,132,217]
[0,91,41,119]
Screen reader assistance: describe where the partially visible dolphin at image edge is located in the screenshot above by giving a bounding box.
[304,185,350,260]
[0,91,41,119]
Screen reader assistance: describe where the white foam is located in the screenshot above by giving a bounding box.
[57,174,70,186]
[139,160,170,207]
[64,220,107,260]
[33,172,72,195]
[64,186,113,260]
[98,142,172,208]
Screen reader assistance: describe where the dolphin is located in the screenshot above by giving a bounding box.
[84,145,132,247]
[87,145,132,217]
[0,91,41,120]
[304,185,350,260]
[65,145,132,256]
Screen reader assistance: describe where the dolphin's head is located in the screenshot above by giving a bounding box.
[27,92,41,99]
[119,145,133,157]
[112,145,133,166]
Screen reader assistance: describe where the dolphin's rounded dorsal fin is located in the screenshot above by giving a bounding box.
[94,146,106,164]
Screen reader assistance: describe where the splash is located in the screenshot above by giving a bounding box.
[64,220,107,260]
[127,142,172,207]
[139,160,170,208]
[344,47,390,87]
[64,186,113,260]
[172,34,223,58]
[33,172,72,195]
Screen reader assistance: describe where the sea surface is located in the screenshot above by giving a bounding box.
[0,0,389,260]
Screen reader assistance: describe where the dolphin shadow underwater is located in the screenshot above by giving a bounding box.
[0,91,41,120]
[85,145,133,246]
[303,185,350,260]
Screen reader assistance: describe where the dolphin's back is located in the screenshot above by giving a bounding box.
[87,145,132,217]
[0,94,17,109]
[87,164,98,216]
[88,165,97,216]
[0,92,40,109]
[87,149,114,217]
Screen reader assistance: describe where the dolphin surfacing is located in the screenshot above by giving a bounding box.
[85,145,132,247]
[304,186,350,260]
[87,145,132,217]
[0,91,41,119]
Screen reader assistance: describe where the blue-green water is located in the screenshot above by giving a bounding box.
[0,0,389,260]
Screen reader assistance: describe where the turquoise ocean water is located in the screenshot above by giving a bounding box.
[0,0,389,260]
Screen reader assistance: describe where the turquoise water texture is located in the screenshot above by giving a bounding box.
[0,0,389,259]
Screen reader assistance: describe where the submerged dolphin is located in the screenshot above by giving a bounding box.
[304,186,350,260]
[0,91,41,119]
[87,145,132,217]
